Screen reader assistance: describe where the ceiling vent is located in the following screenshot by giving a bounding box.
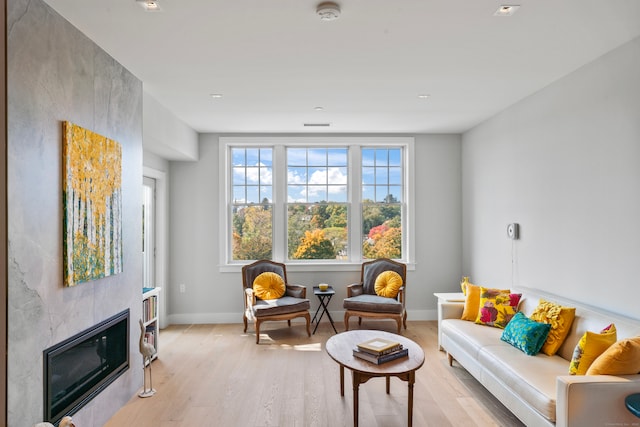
[303,123,331,127]
[316,2,341,21]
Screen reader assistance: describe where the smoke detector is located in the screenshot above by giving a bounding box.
[317,2,341,21]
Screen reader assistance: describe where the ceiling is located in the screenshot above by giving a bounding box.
[42,0,640,136]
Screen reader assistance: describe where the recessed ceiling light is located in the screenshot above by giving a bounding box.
[209,93,223,99]
[137,0,161,12]
[317,2,341,21]
[494,5,520,16]
[314,106,324,111]
[417,94,430,99]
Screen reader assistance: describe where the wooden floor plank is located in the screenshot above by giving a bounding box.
[106,320,524,427]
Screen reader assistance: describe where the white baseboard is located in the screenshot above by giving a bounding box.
[166,309,438,326]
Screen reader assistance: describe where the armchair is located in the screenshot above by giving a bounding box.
[343,258,407,334]
[242,260,311,344]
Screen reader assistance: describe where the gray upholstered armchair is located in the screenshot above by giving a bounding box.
[343,258,407,334]
[242,260,311,344]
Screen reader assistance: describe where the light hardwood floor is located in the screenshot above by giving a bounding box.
[106,320,524,427]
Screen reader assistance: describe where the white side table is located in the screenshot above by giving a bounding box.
[433,292,465,351]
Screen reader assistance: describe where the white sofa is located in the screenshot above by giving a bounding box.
[440,286,640,427]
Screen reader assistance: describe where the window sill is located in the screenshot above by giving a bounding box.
[219,261,416,273]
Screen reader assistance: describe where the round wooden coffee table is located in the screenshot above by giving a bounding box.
[325,330,425,427]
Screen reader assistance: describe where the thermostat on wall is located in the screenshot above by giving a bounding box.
[507,223,519,240]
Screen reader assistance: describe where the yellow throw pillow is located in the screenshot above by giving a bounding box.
[252,272,285,300]
[586,336,640,375]
[569,324,617,375]
[530,299,576,356]
[475,287,521,328]
[461,283,481,321]
[374,271,404,298]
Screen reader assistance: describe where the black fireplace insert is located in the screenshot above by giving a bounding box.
[43,309,129,425]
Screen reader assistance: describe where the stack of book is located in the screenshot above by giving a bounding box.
[353,337,408,364]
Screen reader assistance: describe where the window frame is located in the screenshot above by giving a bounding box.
[219,136,415,272]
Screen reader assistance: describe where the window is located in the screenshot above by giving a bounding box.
[361,148,403,259]
[231,148,273,260]
[287,147,348,260]
[221,137,414,268]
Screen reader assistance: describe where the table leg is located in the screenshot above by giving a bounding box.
[339,365,344,396]
[321,295,338,333]
[352,371,360,427]
[408,370,415,427]
[386,375,390,394]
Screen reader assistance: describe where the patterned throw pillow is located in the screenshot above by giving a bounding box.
[530,299,576,356]
[569,323,617,375]
[252,272,286,300]
[374,271,404,298]
[461,285,510,322]
[500,312,552,355]
[586,336,640,375]
[475,287,522,328]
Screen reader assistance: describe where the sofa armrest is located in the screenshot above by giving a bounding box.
[440,301,464,320]
[286,284,307,299]
[556,374,640,427]
[347,283,363,297]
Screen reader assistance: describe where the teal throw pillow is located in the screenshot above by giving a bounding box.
[500,312,552,356]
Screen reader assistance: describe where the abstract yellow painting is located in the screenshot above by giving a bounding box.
[63,121,122,286]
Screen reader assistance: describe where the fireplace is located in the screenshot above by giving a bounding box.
[43,309,129,425]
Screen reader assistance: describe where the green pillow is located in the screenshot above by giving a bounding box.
[501,312,551,356]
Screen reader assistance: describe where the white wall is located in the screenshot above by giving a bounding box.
[462,36,640,318]
[143,91,199,161]
[167,133,462,324]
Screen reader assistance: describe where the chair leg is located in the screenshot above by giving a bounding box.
[344,312,350,331]
[255,319,261,344]
[243,315,248,333]
[304,312,311,337]
[358,317,362,326]
[403,311,407,330]
[396,318,402,334]
[287,320,291,328]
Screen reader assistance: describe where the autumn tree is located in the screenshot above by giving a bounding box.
[233,205,272,260]
[293,229,336,259]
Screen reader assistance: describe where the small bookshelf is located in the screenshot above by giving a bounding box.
[142,287,161,363]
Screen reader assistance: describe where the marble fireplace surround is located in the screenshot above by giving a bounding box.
[7,0,143,424]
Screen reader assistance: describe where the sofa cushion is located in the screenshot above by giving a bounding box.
[475,288,521,328]
[253,272,285,300]
[374,270,403,298]
[479,344,569,422]
[343,294,403,314]
[530,299,576,356]
[586,336,640,375]
[501,312,551,356]
[569,323,617,375]
[252,296,310,317]
[442,319,504,359]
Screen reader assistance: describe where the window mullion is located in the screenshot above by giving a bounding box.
[272,145,286,261]
[348,145,362,261]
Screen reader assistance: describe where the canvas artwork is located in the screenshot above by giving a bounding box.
[63,121,123,286]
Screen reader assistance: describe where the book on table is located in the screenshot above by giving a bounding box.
[352,347,409,365]
[356,337,402,356]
